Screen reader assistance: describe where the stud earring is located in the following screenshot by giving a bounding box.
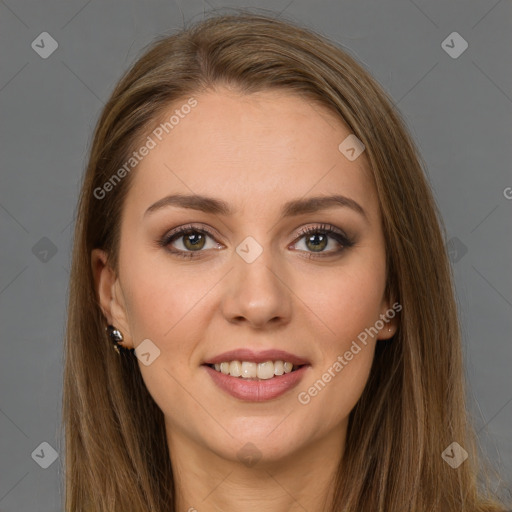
[106,325,132,355]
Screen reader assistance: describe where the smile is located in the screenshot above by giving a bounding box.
[209,360,301,379]
[203,363,310,402]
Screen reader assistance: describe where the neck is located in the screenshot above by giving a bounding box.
[166,423,345,512]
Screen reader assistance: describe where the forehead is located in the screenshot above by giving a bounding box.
[126,88,378,220]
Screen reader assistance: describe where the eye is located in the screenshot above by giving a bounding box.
[291,224,354,256]
[159,224,222,258]
[159,223,354,259]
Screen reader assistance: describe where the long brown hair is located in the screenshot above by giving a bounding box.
[62,10,510,511]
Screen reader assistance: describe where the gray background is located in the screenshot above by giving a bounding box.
[1,0,511,510]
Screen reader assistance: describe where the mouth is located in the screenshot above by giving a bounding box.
[204,361,308,380]
[202,362,310,402]
[201,349,311,400]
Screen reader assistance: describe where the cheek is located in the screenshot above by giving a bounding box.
[119,253,215,419]
[119,244,215,343]
[297,346,375,432]
[298,255,387,344]
[293,256,385,420]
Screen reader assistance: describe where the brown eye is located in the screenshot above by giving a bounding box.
[292,224,353,256]
[159,225,222,258]
[180,231,207,251]
[304,232,328,252]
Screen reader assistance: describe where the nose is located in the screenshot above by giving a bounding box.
[220,244,293,329]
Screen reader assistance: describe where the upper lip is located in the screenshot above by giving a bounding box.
[203,349,310,366]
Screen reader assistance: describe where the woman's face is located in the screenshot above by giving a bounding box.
[94,88,396,466]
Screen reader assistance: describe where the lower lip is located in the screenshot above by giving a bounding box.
[203,364,310,402]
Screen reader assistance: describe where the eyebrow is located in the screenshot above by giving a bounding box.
[144,193,368,221]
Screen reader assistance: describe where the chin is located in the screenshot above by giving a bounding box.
[206,421,306,465]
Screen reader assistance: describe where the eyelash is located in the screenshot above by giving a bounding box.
[158,223,354,259]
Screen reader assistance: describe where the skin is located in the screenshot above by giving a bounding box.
[92,88,397,511]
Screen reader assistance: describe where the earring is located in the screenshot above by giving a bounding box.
[106,325,131,355]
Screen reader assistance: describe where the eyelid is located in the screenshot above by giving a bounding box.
[292,223,350,243]
[161,223,222,244]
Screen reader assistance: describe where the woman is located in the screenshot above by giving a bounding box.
[62,11,510,511]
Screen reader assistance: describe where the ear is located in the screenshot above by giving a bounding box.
[377,294,401,340]
[91,248,134,349]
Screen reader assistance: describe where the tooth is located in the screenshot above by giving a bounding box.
[229,360,242,377]
[211,360,300,378]
[257,361,275,380]
[273,360,284,376]
[241,361,257,378]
